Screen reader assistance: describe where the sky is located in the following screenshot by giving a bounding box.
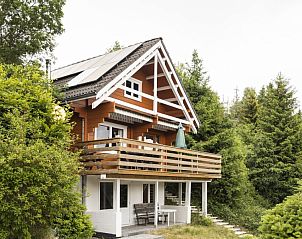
[53,0,302,107]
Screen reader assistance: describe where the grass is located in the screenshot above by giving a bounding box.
[151,224,250,239]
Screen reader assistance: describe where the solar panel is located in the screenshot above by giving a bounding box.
[51,43,141,87]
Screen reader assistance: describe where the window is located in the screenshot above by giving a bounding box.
[120,184,128,208]
[143,183,155,203]
[124,78,142,101]
[100,182,113,210]
[95,122,127,147]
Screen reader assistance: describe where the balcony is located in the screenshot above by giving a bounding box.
[76,138,221,180]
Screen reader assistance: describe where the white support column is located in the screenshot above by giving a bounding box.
[178,182,183,206]
[153,54,158,113]
[154,181,159,227]
[81,175,87,206]
[115,179,122,237]
[185,181,192,224]
[202,182,208,216]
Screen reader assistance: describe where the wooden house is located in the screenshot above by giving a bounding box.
[52,38,221,238]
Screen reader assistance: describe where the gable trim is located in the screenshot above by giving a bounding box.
[92,40,199,133]
[159,42,200,128]
[93,41,162,108]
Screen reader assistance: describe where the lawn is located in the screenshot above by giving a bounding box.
[151,224,251,239]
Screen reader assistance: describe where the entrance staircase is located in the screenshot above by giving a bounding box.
[208,215,253,238]
[191,207,253,238]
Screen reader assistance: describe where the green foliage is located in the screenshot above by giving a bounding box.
[195,128,266,232]
[0,64,93,239]
[0,0,65,64]
[230,88,258,125]
[106,41,123,53]
[179,50,265,232]
[259,184,302,239]
[248,74,302,204]
[177,50,229,142]
[191,214,213,226]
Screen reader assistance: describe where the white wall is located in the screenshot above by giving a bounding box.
[86,176,118,234]
[85,177,189,235]
[124,181,165,225]
[161,205,190,224]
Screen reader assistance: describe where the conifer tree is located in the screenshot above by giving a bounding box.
[177,50,228,142]
[249,74,302,204]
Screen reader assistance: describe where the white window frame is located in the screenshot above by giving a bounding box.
[95,121,128,140]
[124,77,142,102]
[143,183,155,203]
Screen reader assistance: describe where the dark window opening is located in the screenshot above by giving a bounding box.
[100,182,113,210]
[120,184,128,208]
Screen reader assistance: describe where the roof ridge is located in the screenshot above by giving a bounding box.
[52,37,162,72]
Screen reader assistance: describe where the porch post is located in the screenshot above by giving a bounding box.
[154,181,159,227]
[202,182,208,216]
[81,175,87,206]
[185,181,191,224]
[115,179,122,237]
[178,182,182,206]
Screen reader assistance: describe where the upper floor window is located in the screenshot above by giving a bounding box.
[124,78,142,101]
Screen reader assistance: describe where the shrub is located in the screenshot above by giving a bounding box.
[0,64,93,238]
[259,190,302,239]
[191,214,213,226]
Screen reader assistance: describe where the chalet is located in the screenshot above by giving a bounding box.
[52,38,221,238]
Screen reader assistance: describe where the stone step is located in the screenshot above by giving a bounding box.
[231,227,242,232]
[223,224,235,228]
[215,222,229,226]
[235,231,247,235]
[122,234,163,239]
[212,219,224,223]
[238,234,254,238]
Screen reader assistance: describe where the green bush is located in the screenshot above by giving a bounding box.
[0,64,93,238]
[259,190,302,239]
[191,214,213,226]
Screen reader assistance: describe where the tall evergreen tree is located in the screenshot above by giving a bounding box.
[179,50,264,231]
[249,74,302,204]
[238,88,258,125]
[177,50,228,142]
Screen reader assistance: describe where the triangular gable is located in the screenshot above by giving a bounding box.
[92,40,199,133]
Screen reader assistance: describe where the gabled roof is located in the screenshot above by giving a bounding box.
[52,38,200,132]
[52,38,161,101]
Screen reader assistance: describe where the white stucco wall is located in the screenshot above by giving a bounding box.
[85,176,189,235]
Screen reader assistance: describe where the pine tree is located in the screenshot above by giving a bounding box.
[177,50,228,142]
[239,88,258,125]
[249,74,302,204]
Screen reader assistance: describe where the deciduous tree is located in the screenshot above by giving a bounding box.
[0,64,93,239]
[0,0,65,64]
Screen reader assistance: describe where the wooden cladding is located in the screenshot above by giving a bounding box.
[75,138,221,180]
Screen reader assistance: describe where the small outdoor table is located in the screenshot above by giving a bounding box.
[158,209,176,226]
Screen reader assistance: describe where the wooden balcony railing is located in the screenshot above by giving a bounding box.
[75,138,221,180]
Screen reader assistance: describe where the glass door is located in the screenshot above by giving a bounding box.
[120,184,130,226]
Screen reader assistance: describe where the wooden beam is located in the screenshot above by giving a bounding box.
[93,41,162,108]
[164,97,177,102]
[153,54,158,113]
[157,53,197,133]
[146,72,171,80]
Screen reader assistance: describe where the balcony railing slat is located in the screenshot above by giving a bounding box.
[76,137,222,179]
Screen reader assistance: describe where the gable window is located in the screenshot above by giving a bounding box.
[124,78,142,101]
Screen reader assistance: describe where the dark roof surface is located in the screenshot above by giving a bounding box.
[53,38,161,101]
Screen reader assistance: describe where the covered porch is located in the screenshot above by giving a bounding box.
[77,138,220,238]
[83,177,210,238]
